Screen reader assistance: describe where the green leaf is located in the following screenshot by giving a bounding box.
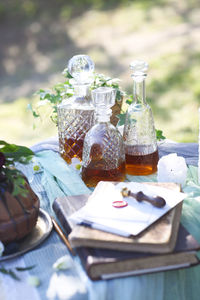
[27,103,40,118]
[126,98,133,105]
[12,177,28,197]
[117,113,126,126]
[16,265,36,271]
[0,142,33,162]
[0,267,20,281]
[62,68,73,78]
[156,129,166,141]
[0,140,9,146]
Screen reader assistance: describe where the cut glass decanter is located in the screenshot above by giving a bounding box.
[57,55,95,164]
[82,87,126,187]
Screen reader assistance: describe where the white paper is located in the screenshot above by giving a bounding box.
[69,181,186,236]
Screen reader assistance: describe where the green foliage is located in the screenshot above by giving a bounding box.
[91,73,125,102]
[0,141,33,164]
[0,140,34,196]
[125,95,133,105]
[156,129,166,141]
[16,265,36,271]
[31,69,125,126]
[0,265,35,281]
[0,267,20,281]
[117,113,126,126]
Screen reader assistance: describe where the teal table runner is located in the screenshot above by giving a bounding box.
[0,139,200,300]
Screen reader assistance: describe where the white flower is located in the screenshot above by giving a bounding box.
[70,158,82,172]
[46,273,58,299]
[27,276,40,287]
[66,89,74,95]
[32,158,42,174]
[46,273,86,300]
[107,78,121,85]
[53,255,72,270]
[36,99,50,107]
[0,241,4,256]
[157,153,187,185]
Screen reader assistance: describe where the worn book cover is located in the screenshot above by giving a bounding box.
[53,182,183,254]
[52,182,200,281]
[76,224,200,280]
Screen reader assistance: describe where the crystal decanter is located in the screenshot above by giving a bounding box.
[123,60,159,175]
[57,55,95,164]
[82,87,126,187]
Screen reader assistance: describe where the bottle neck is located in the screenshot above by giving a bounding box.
[73,83,90,97]
[96,107,112,123]
[132,75,146,105]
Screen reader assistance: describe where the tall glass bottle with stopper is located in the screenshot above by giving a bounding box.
[82,87,126,187]
[123,60,159,175]
[57,55,95,164]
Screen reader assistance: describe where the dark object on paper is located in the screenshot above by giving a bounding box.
[121,187,166,208]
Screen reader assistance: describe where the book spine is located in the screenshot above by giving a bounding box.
[52,199,72,235]
[76,247,100,280]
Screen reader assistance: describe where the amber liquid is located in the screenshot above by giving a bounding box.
[82,162,126,187]
[125,148,159,175]
[60,137,84,164]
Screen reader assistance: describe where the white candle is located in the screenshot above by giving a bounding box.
[157,153,187,186]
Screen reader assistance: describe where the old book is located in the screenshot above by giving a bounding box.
[53,182,183,254]
[75,224,200,280]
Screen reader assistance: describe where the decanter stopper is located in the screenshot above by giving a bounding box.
[68,54,94,85]
[130,60,148,76]
[92,87,116,122]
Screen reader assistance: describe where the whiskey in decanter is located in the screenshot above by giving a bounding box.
[57,55,95,164]
[82,87,126,187]
[123,60,159,175]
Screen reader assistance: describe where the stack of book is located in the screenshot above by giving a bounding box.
[53,182,200,280]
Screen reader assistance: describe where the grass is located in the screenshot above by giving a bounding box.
[1,0,200,146]
[0,97,57,147]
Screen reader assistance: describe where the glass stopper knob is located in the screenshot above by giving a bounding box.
[129,60,148,81]
[130,60,148,73]
[68,54,95,84]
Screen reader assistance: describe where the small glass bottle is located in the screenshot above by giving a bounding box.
[82,87,126,187]
[123,60,159,175]
[57,55,95,164]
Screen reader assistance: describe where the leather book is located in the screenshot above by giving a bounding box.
[53,182,183,254]
[52,182,200,280]
[75,224,200,280]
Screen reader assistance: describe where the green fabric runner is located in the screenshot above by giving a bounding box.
[28,150,200,300]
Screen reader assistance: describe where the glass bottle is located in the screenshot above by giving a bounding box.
[57,55,95,164]
[82,87,126,187]
[123,60,159,175]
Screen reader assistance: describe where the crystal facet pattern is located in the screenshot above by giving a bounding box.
[82,123,125,170]
[82,123,125,187]
[57,106,94,164]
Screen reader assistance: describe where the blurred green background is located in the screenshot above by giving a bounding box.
[0,0,200,146]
